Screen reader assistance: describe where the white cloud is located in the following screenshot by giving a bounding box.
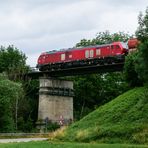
[0,0,147,66]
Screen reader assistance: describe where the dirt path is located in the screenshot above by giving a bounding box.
[0,138,48,143]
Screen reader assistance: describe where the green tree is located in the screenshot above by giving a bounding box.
[0,45,28,80]
[135,7,148,84]
[0,74,23,132]
[17,79,39,132]
[0,45,38,132]
[124,52,143,87]
[76,31,131,47]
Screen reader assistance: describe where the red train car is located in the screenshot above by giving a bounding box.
[128,38,139,49]
[37,42,128,71]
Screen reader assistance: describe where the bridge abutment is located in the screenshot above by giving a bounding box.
[37,77,73,132]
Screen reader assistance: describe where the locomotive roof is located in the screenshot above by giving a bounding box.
[46,43,113,54]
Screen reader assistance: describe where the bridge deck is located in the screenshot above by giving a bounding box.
[26,63,124,78]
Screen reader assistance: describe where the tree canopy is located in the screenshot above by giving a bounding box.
[0,45,28,80]
[135,7,148,84]
[76,31,131,47]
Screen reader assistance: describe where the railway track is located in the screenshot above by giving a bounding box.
[26,62,124,78]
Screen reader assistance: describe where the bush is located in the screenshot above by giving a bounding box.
[124,52,143,87]
[47,121,60,132]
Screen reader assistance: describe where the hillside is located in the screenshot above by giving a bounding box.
[54,87,148,144]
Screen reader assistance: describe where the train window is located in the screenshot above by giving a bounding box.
[116,45,120,49]
[42,55,46,59]
[61,53,65,60]
[69,54,72,58]
[111,45,114,49]
[85,50,89,58]
[90,50,94,58]
[96,49,101,56]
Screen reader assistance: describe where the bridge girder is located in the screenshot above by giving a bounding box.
[25,62,124,79]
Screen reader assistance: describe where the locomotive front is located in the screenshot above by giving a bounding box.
[36,52,47,70]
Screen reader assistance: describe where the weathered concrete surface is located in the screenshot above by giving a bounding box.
[38,96,73,122]
[39,78,73,89]
[38,77,73,125]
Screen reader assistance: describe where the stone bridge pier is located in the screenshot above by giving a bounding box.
[37,77,73,130]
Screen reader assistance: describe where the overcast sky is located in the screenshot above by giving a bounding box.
[0,0,147,67]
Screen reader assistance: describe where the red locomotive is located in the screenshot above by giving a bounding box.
[37,42,129,71]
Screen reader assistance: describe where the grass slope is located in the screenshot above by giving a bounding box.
[55,87,148,144]
[0,141,148,148]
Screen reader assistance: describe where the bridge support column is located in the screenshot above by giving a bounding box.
[37,77,73,132]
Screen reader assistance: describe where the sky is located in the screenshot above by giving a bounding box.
[0,0,147,67]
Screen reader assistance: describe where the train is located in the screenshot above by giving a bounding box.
[36,39,138,71]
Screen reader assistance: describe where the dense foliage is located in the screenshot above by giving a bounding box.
[76,31,131,47]
[0,46,38,132]
[124,7,148,86]
[0,74,23,132]
[19,80,39,132]
[124,52,143,87]
[135,7,148,84]
[73,73,128,119]
[125,7,148,86]
[0,46,28,80]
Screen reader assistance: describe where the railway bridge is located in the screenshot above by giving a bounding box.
[25,62,124,132]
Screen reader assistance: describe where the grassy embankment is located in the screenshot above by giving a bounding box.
[0,141,148,148]
[54,87,148,144]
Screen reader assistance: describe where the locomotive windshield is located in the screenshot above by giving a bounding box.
[121,42,128,49]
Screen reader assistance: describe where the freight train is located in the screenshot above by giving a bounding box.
[37,39,138,71]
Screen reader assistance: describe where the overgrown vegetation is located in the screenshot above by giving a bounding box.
[73,73,129,119]
[54,87,148,144]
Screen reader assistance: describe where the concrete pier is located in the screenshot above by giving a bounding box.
[37,77,73,129]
